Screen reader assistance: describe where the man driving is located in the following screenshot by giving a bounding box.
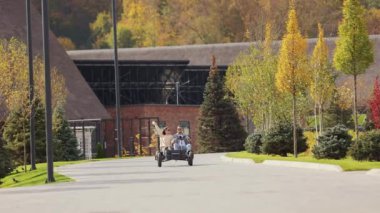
[172,126,191,152]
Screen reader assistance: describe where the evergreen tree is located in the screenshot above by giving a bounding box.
[53,104,79,161]
[2,99,46,166]
[0,134,13,179]
[33,99,47,163]
[197,56,247,153]
[333,0,374,140]
[2,106,30,167]
[275,1,310,157]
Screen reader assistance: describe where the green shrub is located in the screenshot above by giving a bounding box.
[350,130,380,161]
[96,143,106,158]
[313,125,352,159]
[244,133,262,154]
[364,118,375,131]
[262,122,307,156]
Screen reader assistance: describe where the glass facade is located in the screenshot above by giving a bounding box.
[74,60,227,106]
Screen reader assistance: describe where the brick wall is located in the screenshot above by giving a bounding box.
[104,105,200,156]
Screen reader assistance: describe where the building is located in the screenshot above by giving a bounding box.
[69,36,380,157]
[0,0,110,158]
[2,0,380,158]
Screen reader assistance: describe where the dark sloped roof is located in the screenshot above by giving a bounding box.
[0,0,110,120]
[69,35,380,107]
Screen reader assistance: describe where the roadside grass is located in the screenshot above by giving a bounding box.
[0,156,138,188]
[226,152,380,171]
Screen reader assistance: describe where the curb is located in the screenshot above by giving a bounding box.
[220,155,255,165]
[221,155,342,172]
[366,169,380,177]
[262,160,343,172]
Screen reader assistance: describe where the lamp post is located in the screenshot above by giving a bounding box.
[41,0,55,182]
[176,80,190,105]
[112,0,122,157]
[26,0,36,171]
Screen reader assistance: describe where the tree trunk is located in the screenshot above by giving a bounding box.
[320,105,324,134]
[353,75,359,141]
[314,102,318,139]
[23,125,27,173]
[246,108,249,133]
[292,93,298,158]
[24,142,27,173]
[262,113,265,132]
[318,104,322,135]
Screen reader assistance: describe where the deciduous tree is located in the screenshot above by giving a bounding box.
[310,24,335,137]
[333,0,374,140]
[369,77,380,129]
[275,1,310,157]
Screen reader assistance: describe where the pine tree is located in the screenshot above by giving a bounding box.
[53,104,79,161]
[33,99,47,163]
[2,106,30,167]
[2,99,46,166]
[276,1,309,157]
[0,134,13,179]
[333,0,374,140]
[197,56,247,153]
[369,77,380,129]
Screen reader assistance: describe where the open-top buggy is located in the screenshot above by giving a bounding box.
[155,139,194,167]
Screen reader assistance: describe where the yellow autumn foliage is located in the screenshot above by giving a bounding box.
[276,6,310,95]
[310,24,335,107]
[0,38,67,113]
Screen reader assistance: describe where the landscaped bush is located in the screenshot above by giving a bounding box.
[312,125,352,159]
[262,122,307,156]
[364,118,375,131]
[350,130,380,161]
[244,133,262,154]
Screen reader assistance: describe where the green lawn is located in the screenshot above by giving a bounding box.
[0,157,136,188]
[0,160,91,188]
[226,152,380,171]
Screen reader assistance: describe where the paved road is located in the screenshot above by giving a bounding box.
[1,153,380,213]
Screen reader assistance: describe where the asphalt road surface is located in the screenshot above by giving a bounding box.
[1,153,380,213]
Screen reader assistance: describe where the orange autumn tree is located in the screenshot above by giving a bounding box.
[276,1,310,157]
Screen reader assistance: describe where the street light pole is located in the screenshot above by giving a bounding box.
[26,0,36,171]
[112,0,122,157]
[41,0,55,182]
[176,82,179,106]
[176,80,189,106]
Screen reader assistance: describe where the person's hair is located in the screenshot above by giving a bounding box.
[163,127,168,135]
